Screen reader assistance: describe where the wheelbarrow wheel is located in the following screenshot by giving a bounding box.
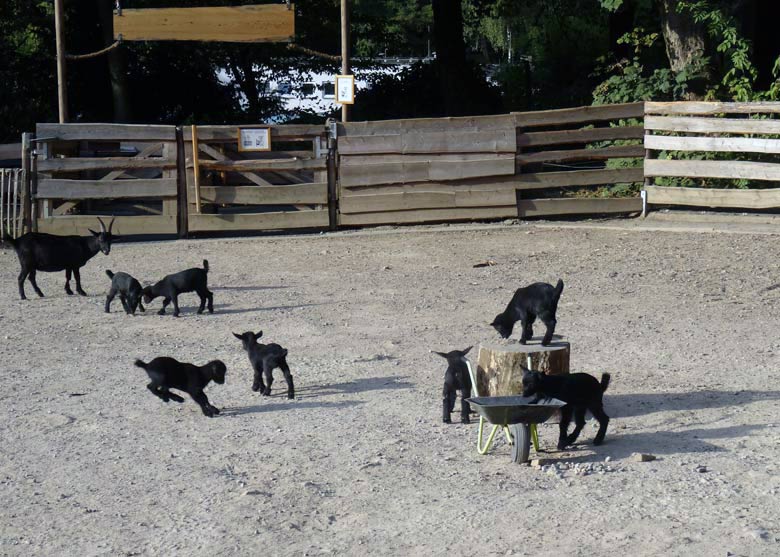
[509,424,531,464]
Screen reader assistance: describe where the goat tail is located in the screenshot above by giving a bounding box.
[554,278,564,300]
[105,270,115,279]
[202,259,209,273]
[281,348,289,358]
[600,373,611,393]
[134,359,148,370]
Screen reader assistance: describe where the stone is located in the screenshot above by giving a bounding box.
[632,453,657,462]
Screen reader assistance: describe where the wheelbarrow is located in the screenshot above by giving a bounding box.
[464,359,564,463]
[465,395,565,463]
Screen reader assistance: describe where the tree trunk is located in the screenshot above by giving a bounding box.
[657,0,707,74]
[475,342,570,397]
[97,0,131,122]
[432,0,467,116]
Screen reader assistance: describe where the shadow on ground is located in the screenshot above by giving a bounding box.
[278,375,416,399]
[221,399,364,416]
[609,390,780,417]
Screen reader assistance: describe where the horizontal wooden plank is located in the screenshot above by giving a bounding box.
[114,5,294,43]
[37,215,176,235]
[645,134,780,155]
[340,153,509,167]
[342,178,526,196]
[338,130,516,155]
[198,158,325,172]
[518,126,644,148]
[198,183,327,205]
[339,157,516,187]
[0,143,21,160]
[187,210,328,232]
[645,185,780,209]
[513,102,644,128]
[517,197,642,217]
[339,206,517,226]
[514,167,644,190]
[36,124,176,142]
[646,101,780,115]
[339,115,516,137]
[185,125,324,141]
[644,159,780,181]
[340,189,517,214]
[645,115,780,135]
[516,144,645,165]
[37,178,178,199]
[38,157,175,172]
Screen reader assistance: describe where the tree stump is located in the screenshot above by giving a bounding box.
[475,342,570,397]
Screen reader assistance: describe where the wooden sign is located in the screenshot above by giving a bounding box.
[114,5,294,43]
[335,75,355,105]
[238,128,271,152]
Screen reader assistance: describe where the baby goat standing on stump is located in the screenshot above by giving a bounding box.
[491,279,564,345]
[522,367,611,450]
[432,346,473,424]
[233,331,294,399]
[142,260,213,317]
[105,270,145,314]
[4,217,116,300]
[134,357,227,417]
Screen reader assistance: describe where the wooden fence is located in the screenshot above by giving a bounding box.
[0,169,25,239]
[643,101,780,212]
[336,102,645,225]
[183,124,331,233]
[33,123,179,235]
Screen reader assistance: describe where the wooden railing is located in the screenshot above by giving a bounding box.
[643,101,780,212]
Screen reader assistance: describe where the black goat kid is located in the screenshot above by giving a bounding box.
[134,357,227,417]
[5,217,116,300]
[522,367,611,450]
[142,260,213,317]
[491,279,564,345]
[432,346,473,424]
[105,270,145,314]
[233,331,294,399]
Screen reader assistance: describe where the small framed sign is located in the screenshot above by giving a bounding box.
[238,127,272,152]
[335,74,355,105]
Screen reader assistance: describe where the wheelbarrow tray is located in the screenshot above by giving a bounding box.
[466,396,566,426]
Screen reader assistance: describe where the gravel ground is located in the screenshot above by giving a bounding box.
[1,221,780,556]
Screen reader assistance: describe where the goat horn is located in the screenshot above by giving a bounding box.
[97,217,107,233]
[108,217,115,234]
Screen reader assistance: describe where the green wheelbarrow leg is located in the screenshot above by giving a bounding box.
[530,423,540,452]
[477,416,501,455]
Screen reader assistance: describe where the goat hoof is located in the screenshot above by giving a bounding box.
[157,309,165,315]
[519,339,527,345]
[252,385,261,392]
[173,313,180,318]
[443,418,452,424]
[287,393,295,400]
[212,407,220,415]
[197,309,204,314]
[77,290,87,296]
[65,290,73,296]
[593,438,604,446]
[462,417,470,424]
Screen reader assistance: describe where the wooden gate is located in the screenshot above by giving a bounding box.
[33,124,179,235]
[184,124,331,233]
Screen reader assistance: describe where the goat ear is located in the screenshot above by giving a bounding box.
[430,351,448,359]
[254,331,263,340]
[462,346,472,355]
[88,229,99,236]
[232,333,243,340]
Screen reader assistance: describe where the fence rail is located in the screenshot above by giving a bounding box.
[643,101,780,213]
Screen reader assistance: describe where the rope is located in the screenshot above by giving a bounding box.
[286,43,341,62]
[66,40,121,61]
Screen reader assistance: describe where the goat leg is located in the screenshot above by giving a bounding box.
[460,387,471,424]
[262,367,274,396]
[192,391,217,417]
[105,289,117,313]
[64,269,74,296]
[280,361,294,399]
[565,406,587,446]
[590,404,610,446]
[252,365,266,393]
[206,290,214,314]
[158,298,170,315]
[18,271,28,300]
[171,295,180,318]
[557,406,574,450]
[73,268,86,296]
[119,295,132,314]
[28,270,44,297]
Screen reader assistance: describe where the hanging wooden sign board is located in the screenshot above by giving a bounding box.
[114,4,294,43]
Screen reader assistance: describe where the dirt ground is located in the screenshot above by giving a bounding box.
[2,220,780,556]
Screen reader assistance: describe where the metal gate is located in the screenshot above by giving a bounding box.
[0,168,25,240]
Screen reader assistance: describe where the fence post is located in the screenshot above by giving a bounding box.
[326,118,339,231]
[21,133,33,234]
[175,126,189,238]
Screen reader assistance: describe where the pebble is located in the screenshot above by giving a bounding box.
[744,527,769,541]
[696,465,708,473]
[632,453,657,462]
